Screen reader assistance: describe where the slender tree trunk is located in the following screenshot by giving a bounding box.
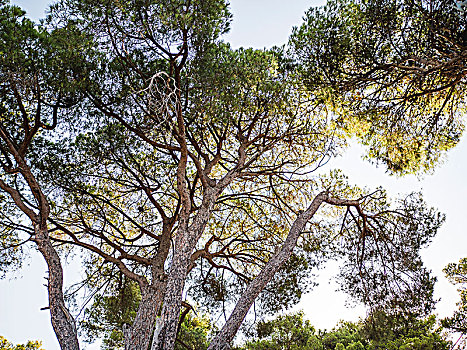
[35,225,80,350]
[207,193,327,350]
[124,284,164,350]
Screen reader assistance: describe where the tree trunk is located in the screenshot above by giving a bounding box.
[124,284,164,350]
[35,226,80,350]
[152,189,218,350]
[207,193,327,350]
[151,234,192,350]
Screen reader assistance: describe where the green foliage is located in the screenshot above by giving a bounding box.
[362,311,450,349]
[238,311,451,350]
[0,2,41,71]
[259,253,318,315]
[32,0,447,325]
[0,193,26,278]
[239,312,365,350]
[0,0,459,347]
[0,228,23,278]
[240,312,317,350]
[0,1,45,278]
[290,0,466,175]
[321,322,363,349]
[0,0,76,136]
[442,258,467,333]
[175,313,213,350]
[0,336,43,350]
[336,191,443,314]
[80,274,214,350]
[81,277,141,349]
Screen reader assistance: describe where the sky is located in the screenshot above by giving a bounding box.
[1,0,467,349]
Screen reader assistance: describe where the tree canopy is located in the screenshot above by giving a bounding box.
[442,257,467,348]
[0,336,44,350]
[238,311,451,350]
[0,0,466,349]
[290,0,467,175]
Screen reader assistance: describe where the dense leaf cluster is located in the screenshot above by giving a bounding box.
[291,0,467,175]
[0,336,44,350]
[442,257,467,338]
[238,311,451,350]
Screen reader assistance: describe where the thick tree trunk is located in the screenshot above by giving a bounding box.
[124,284,164,350]
[207,193,327,350]
[152,189,218,350]
[151,234,192,350]
[35,226,80,350]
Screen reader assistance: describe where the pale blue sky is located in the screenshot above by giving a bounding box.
[1,0,466,349]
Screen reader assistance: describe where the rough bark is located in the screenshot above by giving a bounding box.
[123,221,172,350]
[35,225,80,350]
[150,61,193,350]
[207,192,328,350]
[151,125,247,349]
[151,228,193,350]
[153,189,218,350]
[124,284,164,350]
[0,56,80,350]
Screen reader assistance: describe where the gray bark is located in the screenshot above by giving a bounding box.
[151,228,193,350]
[123,223,172,350]
[152,189,218,350]
[124,284,164,350]
[151,138,246,350]
[207,192,328,350]
[35,226,80,350]
[0,78,80,350]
